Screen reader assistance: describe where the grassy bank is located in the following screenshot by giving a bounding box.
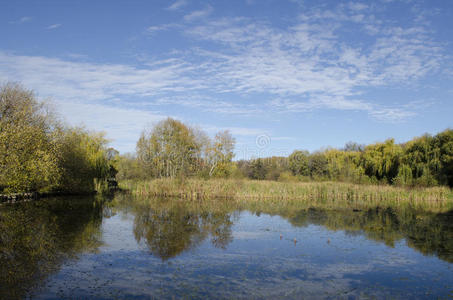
[119,178,453,211]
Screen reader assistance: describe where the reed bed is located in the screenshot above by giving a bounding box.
[119,178,453,211]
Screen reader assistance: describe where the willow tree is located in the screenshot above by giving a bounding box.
[55,127,110,193]
[136,118,201,178]
[360,139,402,183]
[432,129,453,187]
[0,83,60,192]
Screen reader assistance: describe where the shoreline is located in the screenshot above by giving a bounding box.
[120,178,453,212]
[0,190,113,205]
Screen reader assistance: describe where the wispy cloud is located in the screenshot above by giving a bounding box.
[184,5,213,22]
[47,23,61,30]
[152,95,263,115]
[182,3,447,122]
[166,0,188,11]
[9,16,32,24]
[1,0,449,135]
[0,51,201,102]
[146,23,180,35]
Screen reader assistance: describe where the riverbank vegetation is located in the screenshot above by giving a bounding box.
[114,117,452,207]
[0,83,116,194]
[121,179,453,211]
[118,118,453,189]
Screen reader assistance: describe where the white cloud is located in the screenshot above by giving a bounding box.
[47,23,61,30]
[166,0,187,11]
[146,24,180,35]
[1,0,449,153]
[56,101,166,153]
[152,95,263,115]
[0,51,200,102]
[182,5,446,122]
[369,108,416,123]
[184,5,213,22]
[347,2,368,11]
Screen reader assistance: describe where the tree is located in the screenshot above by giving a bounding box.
[309,152,328,179]
[361,139,402,184]
[289,150,310,176]
[393,164,413,186]
[55,127,110,193]
[433,129,453,187]
[207,130,235,177]
[249,158,267,180]
[0,83,60,192]
[344,141,365,152]
[136,118,201,178]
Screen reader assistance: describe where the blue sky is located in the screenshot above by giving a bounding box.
[1,0,452,158]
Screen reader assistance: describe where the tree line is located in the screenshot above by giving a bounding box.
[234,131,453,187]
[120,118,452,188]
[0,83,115,194]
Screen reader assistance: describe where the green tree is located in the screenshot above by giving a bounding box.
[361,139,402,183]
[55,127,110,193]
[251,158,268,180]
[136,118,201,178]
[288,150,310,176]
[207,130,235,177]
[393,164,413,186]
[309,152,328,179]
[433,129,453,186]
[0,83,60,192]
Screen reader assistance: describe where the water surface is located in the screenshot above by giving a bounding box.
[1,193,453,299]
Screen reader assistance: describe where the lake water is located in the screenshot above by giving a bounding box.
[1,193,453,299]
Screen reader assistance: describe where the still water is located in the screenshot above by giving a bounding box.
[1,193,453,299]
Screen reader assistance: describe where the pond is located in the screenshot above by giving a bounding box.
[1,192,453,299]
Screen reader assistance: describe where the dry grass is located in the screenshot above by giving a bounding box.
[119,178,453,212]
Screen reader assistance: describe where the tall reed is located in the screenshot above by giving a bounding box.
[119,178,453,212]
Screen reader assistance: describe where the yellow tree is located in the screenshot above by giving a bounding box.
[136,118,201,178]
[0,83,60,192]
[207,130,235,177]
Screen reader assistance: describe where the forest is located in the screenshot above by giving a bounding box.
[1,83,452,195]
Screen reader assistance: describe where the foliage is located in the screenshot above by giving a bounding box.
[288,150,309,176]
[55,127,110,193]
[136,118,201,179]
[123,120,453,189]
[0,83,114,194]
[136,118,235,179]
[0,83,60,192]
[206,130,235,178]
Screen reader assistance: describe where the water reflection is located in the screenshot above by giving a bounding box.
[1,193,452,298]
[280,207,453,263]
[133,206,233,260]
[0,196,105,299]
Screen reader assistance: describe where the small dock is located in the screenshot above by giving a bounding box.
[0,192,38,204]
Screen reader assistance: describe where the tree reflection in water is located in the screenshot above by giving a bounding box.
[132,200,234,260]
[281,206,453,263]
[0,196,105,299]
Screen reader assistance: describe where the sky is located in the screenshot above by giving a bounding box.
[1,0,452,158]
